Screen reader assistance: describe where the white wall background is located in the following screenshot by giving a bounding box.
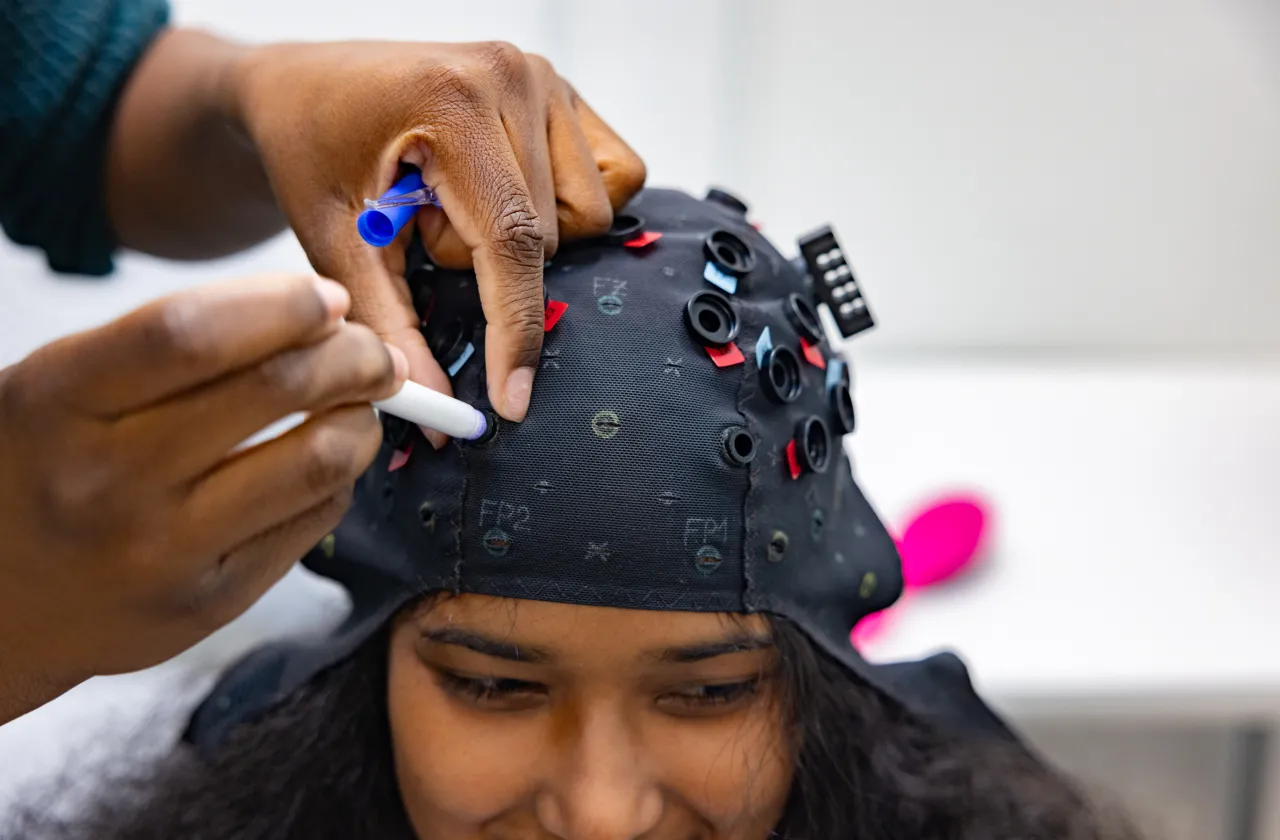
[2,1,1278,837]
[3,0,1278,365]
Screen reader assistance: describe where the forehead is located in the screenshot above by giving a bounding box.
[410,593,770,651]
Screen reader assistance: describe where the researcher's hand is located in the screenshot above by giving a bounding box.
[228,40,646,426]
[0,274,405,724]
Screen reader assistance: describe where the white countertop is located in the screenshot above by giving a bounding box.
[849,358,1280,722]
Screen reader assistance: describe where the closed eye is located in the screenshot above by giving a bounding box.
[658,679,761,716]
[437,671,547,710]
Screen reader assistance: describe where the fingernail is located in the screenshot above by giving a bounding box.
[502,367,535,422]
[421,428,449,450]
[384,343,410,383]
[314,277,350,319]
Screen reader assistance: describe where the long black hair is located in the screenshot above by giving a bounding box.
[7,616,1143,840]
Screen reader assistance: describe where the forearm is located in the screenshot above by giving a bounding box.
[106,28,286,260]
[0,595,83,726]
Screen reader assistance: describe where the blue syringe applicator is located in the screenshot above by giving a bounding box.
[357,171,442,247]
[355,175,489,439]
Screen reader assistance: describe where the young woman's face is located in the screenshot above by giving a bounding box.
[387,594,792,839]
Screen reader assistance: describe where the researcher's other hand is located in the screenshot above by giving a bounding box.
[0,274,405,723]
[228,40,646,426]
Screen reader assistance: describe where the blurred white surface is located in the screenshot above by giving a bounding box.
[2,1,1278,836]
[4,0,1280,365]
[739,0,1280,355]
[851,358,1280,721]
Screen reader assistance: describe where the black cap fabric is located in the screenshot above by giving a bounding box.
[185,188,1016,749]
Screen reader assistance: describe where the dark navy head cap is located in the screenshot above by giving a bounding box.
[186,187,1014,749]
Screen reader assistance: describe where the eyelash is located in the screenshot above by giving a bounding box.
[436,671,760,712]
[670,680,759,707]
[438,671,543,704]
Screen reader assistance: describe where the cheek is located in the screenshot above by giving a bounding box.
[653,706,794,830]
[387,645,545,827]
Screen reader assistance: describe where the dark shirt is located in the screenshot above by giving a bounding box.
[0,0,169,275]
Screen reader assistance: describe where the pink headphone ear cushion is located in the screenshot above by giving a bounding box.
[898,496,989,589]
[850,606,894,650]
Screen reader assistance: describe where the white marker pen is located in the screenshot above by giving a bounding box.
[373,379,489,441]
[334,318,489,441]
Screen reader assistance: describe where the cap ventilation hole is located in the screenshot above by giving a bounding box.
[694,545,724,574]
[768,530,789,562]
[705,188,749,215]
[831,381,856,435]
[685,290,740,347]
[704,229,756,276]
[797,416,832,474]
[430,318,471,369]
[606,213,646,244]
[419,502,437,532]
[786,293,824,343]
[760,345,803,403]
[722,426,757,466]
[468,411,500,448]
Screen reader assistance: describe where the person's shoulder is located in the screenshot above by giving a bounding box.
[869,651,1023,742]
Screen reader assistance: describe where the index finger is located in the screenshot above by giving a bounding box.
[571,91,647,210]
[301,212,454,409]
[422,111,546,423]
[34,273,348,417]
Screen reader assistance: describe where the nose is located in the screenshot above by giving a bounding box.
[536,710,664,839]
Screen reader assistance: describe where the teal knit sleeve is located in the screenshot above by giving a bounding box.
[0,0,170,276]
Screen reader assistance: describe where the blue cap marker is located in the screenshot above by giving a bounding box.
[357,171,442,247]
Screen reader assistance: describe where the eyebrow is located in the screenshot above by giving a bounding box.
[653,633,775,663]
[421,627,553,663]
[421,627,775,666]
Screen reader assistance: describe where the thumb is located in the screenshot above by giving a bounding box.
[382,325,452,450]
[379,320,450,398]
